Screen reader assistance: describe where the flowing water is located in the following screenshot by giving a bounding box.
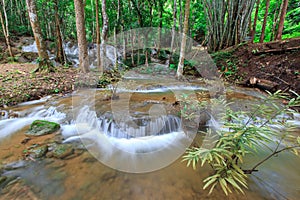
[3,39,300,199]
[0,70,300,199]
[22,41,120,68]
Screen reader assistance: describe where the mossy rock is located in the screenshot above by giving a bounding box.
[28,145,48,158]
[52,144,74,159]
[25,120,60,136]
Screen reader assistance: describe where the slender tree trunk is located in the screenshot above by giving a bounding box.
[259,0,270,43]
[276,0,289,40]
[179,0,183,34]
[157,1,163,54]
[250,0,260,43]
[91,0,95,40]
[131,29,135,66]
[203,0,255,52]
[26,0,52,70]
[168,0,177,67]
[74,0,89,73]
[270,1,282,41]
[176,0,190,79]
[114,0,121,68]
[95,0,101,70]
[101,0,109,73]
[1,0,13,57]
[54,0,65,64]
[122,25,126,60]
[137,33,140,65]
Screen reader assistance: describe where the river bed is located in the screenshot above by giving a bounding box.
[0,72,299,200]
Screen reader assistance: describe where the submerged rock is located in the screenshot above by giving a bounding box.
[52,144,74,159]
[28,145,48,158]
[25,120,60,136]
[0,176,7,185]
[3,160,27,170]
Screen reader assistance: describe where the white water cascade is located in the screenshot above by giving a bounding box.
[62,105,193,173]
[22,41,121,68]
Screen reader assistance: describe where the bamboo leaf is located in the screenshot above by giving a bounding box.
[219,179,228,195]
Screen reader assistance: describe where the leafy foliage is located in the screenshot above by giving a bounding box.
[183,91,300,195]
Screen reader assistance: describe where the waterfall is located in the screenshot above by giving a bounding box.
[99,114,181,139]
[22,41,121,69]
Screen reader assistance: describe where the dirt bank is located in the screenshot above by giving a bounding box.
[214,37,300,95]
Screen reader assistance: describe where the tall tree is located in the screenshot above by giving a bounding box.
[176,0,190,79]
[203,0,256,52]
[250,0,260,43]
[276,0,289,40]
[54,0,66,64]
[270,1,282,41]
[259,0,271,43]
[26,0,52,71]
[95,0,101,70]
[101,0,109,73]
[156,0,164,54]
[168,0,177,66]
[0,0,13,57]
[113,0,121,68]
[74,0,89,73]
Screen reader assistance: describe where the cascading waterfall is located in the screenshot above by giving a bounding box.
[99,114,181,139]
[62,105,193,173]
[22,41,121,68]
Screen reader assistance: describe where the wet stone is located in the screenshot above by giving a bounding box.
[25,120,60,137]
[52,144,74,159]
[0,176,7,185]
[3,160,27,170]
[28,145,48,158]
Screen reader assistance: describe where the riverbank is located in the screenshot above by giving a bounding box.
[1,37,299,107]
[0,64,78,107]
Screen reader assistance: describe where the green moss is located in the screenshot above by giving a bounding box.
[25,120,60,136]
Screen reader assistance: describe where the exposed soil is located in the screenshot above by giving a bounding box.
[214,37,300,95]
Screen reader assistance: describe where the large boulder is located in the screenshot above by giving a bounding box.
[25,120,60,136]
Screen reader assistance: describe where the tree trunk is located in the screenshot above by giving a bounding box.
[250,0,260,43]
[74,0,89,73]
[157,1,163,54]
[168,0,177,67]
[114,0,121,68]
[176,0,190,79]
[276,0,289,40]
[203,0,256,52]
[54,0,65,64]
[95,0,101,70]
[101,0,109,73]
[122,25,126,60]
[270,0,282,41]
[130,29,135,66]
[1,0,13,57]
[26,0,52,70]
[259,0,271,43]
[179,0,183,34]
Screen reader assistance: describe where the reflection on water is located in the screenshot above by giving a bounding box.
[0,75,300,199]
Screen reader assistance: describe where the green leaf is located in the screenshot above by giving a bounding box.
[203,176,217,190]
[219,179,228,195]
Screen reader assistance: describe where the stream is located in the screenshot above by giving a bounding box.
[0,70,300,200]
[1,39,299,199]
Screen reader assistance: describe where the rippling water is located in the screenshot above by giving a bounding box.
[0,74,299,199]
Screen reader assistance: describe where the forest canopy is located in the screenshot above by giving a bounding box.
[1,0,299,47]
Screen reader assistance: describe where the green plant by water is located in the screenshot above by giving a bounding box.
[182,90,300,195]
